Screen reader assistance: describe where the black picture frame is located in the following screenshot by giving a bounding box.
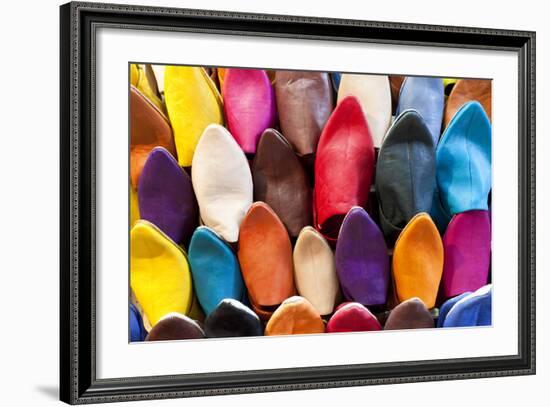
[60,1,536,404]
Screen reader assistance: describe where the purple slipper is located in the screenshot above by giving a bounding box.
[335,207,390,306]
[137,147,198,246]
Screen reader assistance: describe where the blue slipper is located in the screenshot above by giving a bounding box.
[436,101,492,217]
[443,284,492,327]
[395,77,444,143]
[188,226,245,315]
[437,292,471,327]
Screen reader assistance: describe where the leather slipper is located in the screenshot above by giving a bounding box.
[392,213,443,308]
[384,298,434,330]
[335,207,389,306]
[441,210,491,299]
[252,129,312,237]
[164,66,224,166]
[188,227,245,316]
[145,312,205,341]
[130,220,193,326]
[205,299,263,338]
[444,79,491,128]
[375,110,436,239]
[326,302,381,333]
[314,96,375,243]
[191,124,253,243]
[137,147,198,246]
[437,292,471,327]
[337,74,392,147]
[130,85,176,188]
[293,226,339,315]
[222,68,276,154]
[265,296,325,335]
[274,70,333,157]
[442,284,492,327]
[238,202,295,320]
[436,101,492,216]
[395,77,444,142]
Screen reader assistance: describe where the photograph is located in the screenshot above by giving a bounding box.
[129,64,493,342]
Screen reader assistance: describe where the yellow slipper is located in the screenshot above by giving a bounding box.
[130,220,193,326]
[164,66,224,167]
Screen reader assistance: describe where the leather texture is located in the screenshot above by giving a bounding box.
[336,74,392,147]
[238,202,295,320]
[138,147,198,246]
[389,75,405,113]
[392,213,443,308]
[314,96,375,243]
[442,210,491,299]
[384,298,434,330]
[265,296,325,335]
[335,207,389,306]
[218,68,276,89]
[252,129,312,237]
[130,220,193,326]
[437,292,471,328]
[188,227,245,316]
[376,110,436,238]
[130,304,146,342]
[444,79,492,127]
[274,71,333,157]
[130,85,176,188]
[293,226,339,315]
[222,69,276,154]
[326,302,381,333]
[436,101,492,216]
[395,77,444,142]
[145,313,205,341]
[204,299,263,338]
[442,284,492,327]
[165,66,224,166]
[191,124,253,243]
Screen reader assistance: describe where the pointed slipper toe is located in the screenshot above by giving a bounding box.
[137,147,198,246]
[188,227,245,315]
[335,207,389,306]
[442,210,491,299]
[146,313,205,341]
[274,71,333,157]
[252,129,312,237]
[314,96,375,243]
[222,69,276,154]
[392,213,443,308]
[238,202,295,320]
[191,124,253,243]
[293,226,339,315]
[130,220,193,326]
[265,296,325,336]
[436,101,492,216]
[205,299,262,338]
[384,298,434,330]
[437,292,472,327]
[164,66,223,166]
[326,302,381,333]
[375,110,436,239]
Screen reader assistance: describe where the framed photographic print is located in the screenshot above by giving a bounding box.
[60,1,536,404]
